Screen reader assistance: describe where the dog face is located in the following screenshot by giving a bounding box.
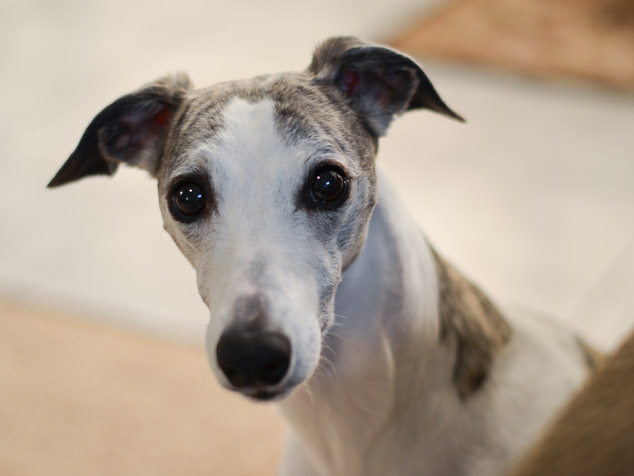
[158,79,380,400]
[49,37,462,401]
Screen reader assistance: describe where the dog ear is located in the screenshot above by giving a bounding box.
[308,36,464,136]
[48,73,193,188]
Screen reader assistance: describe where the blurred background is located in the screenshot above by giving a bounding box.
[1,0,633,474]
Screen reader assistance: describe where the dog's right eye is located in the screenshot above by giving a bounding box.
[170,181,207,221]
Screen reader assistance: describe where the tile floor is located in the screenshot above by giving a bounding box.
[1,0,633,350]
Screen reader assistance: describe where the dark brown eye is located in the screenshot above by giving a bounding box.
[311,168,348,206]
[171,182,206,220]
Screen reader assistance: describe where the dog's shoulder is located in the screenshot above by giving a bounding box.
[431,249,512,399]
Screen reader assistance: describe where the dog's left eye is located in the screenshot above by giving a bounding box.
[171,181,206,221]
[309,167,349,207]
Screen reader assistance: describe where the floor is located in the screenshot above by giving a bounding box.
[0,301,285,476]
[1,0,633,474]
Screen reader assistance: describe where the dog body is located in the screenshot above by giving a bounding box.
[49,37,594,475]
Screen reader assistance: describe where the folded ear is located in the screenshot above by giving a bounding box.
[308,36,464,136]
[48,73,193,188]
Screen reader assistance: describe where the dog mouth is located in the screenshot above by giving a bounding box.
[233,374,308,402]
[241,387,293,402]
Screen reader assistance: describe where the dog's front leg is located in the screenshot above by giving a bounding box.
[278,433,322,476]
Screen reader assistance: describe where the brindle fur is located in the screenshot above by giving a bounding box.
[432,249,512,399]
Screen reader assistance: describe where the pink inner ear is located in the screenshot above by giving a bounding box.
[342,70,360,98]
[119,107,172,152]
[153,107,172,128]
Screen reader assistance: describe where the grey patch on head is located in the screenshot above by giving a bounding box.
[575,337,605,371]
[270,73,378,168]
[157,72,373,184]
[432,249,512,400]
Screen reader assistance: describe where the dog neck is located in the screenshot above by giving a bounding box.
[280,169,511,475]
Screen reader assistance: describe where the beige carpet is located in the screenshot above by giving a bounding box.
[0,301,285,476]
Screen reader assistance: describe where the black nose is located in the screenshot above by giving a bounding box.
[216,327,291,388]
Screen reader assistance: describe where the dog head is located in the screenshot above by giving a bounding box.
[49,37,462,401]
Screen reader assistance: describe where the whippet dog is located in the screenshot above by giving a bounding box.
[49,37,597,476]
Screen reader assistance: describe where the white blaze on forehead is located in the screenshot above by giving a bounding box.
[208,97,304,217]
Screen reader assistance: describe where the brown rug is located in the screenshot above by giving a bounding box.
[391,0,634,89]
[0,301,285,476]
